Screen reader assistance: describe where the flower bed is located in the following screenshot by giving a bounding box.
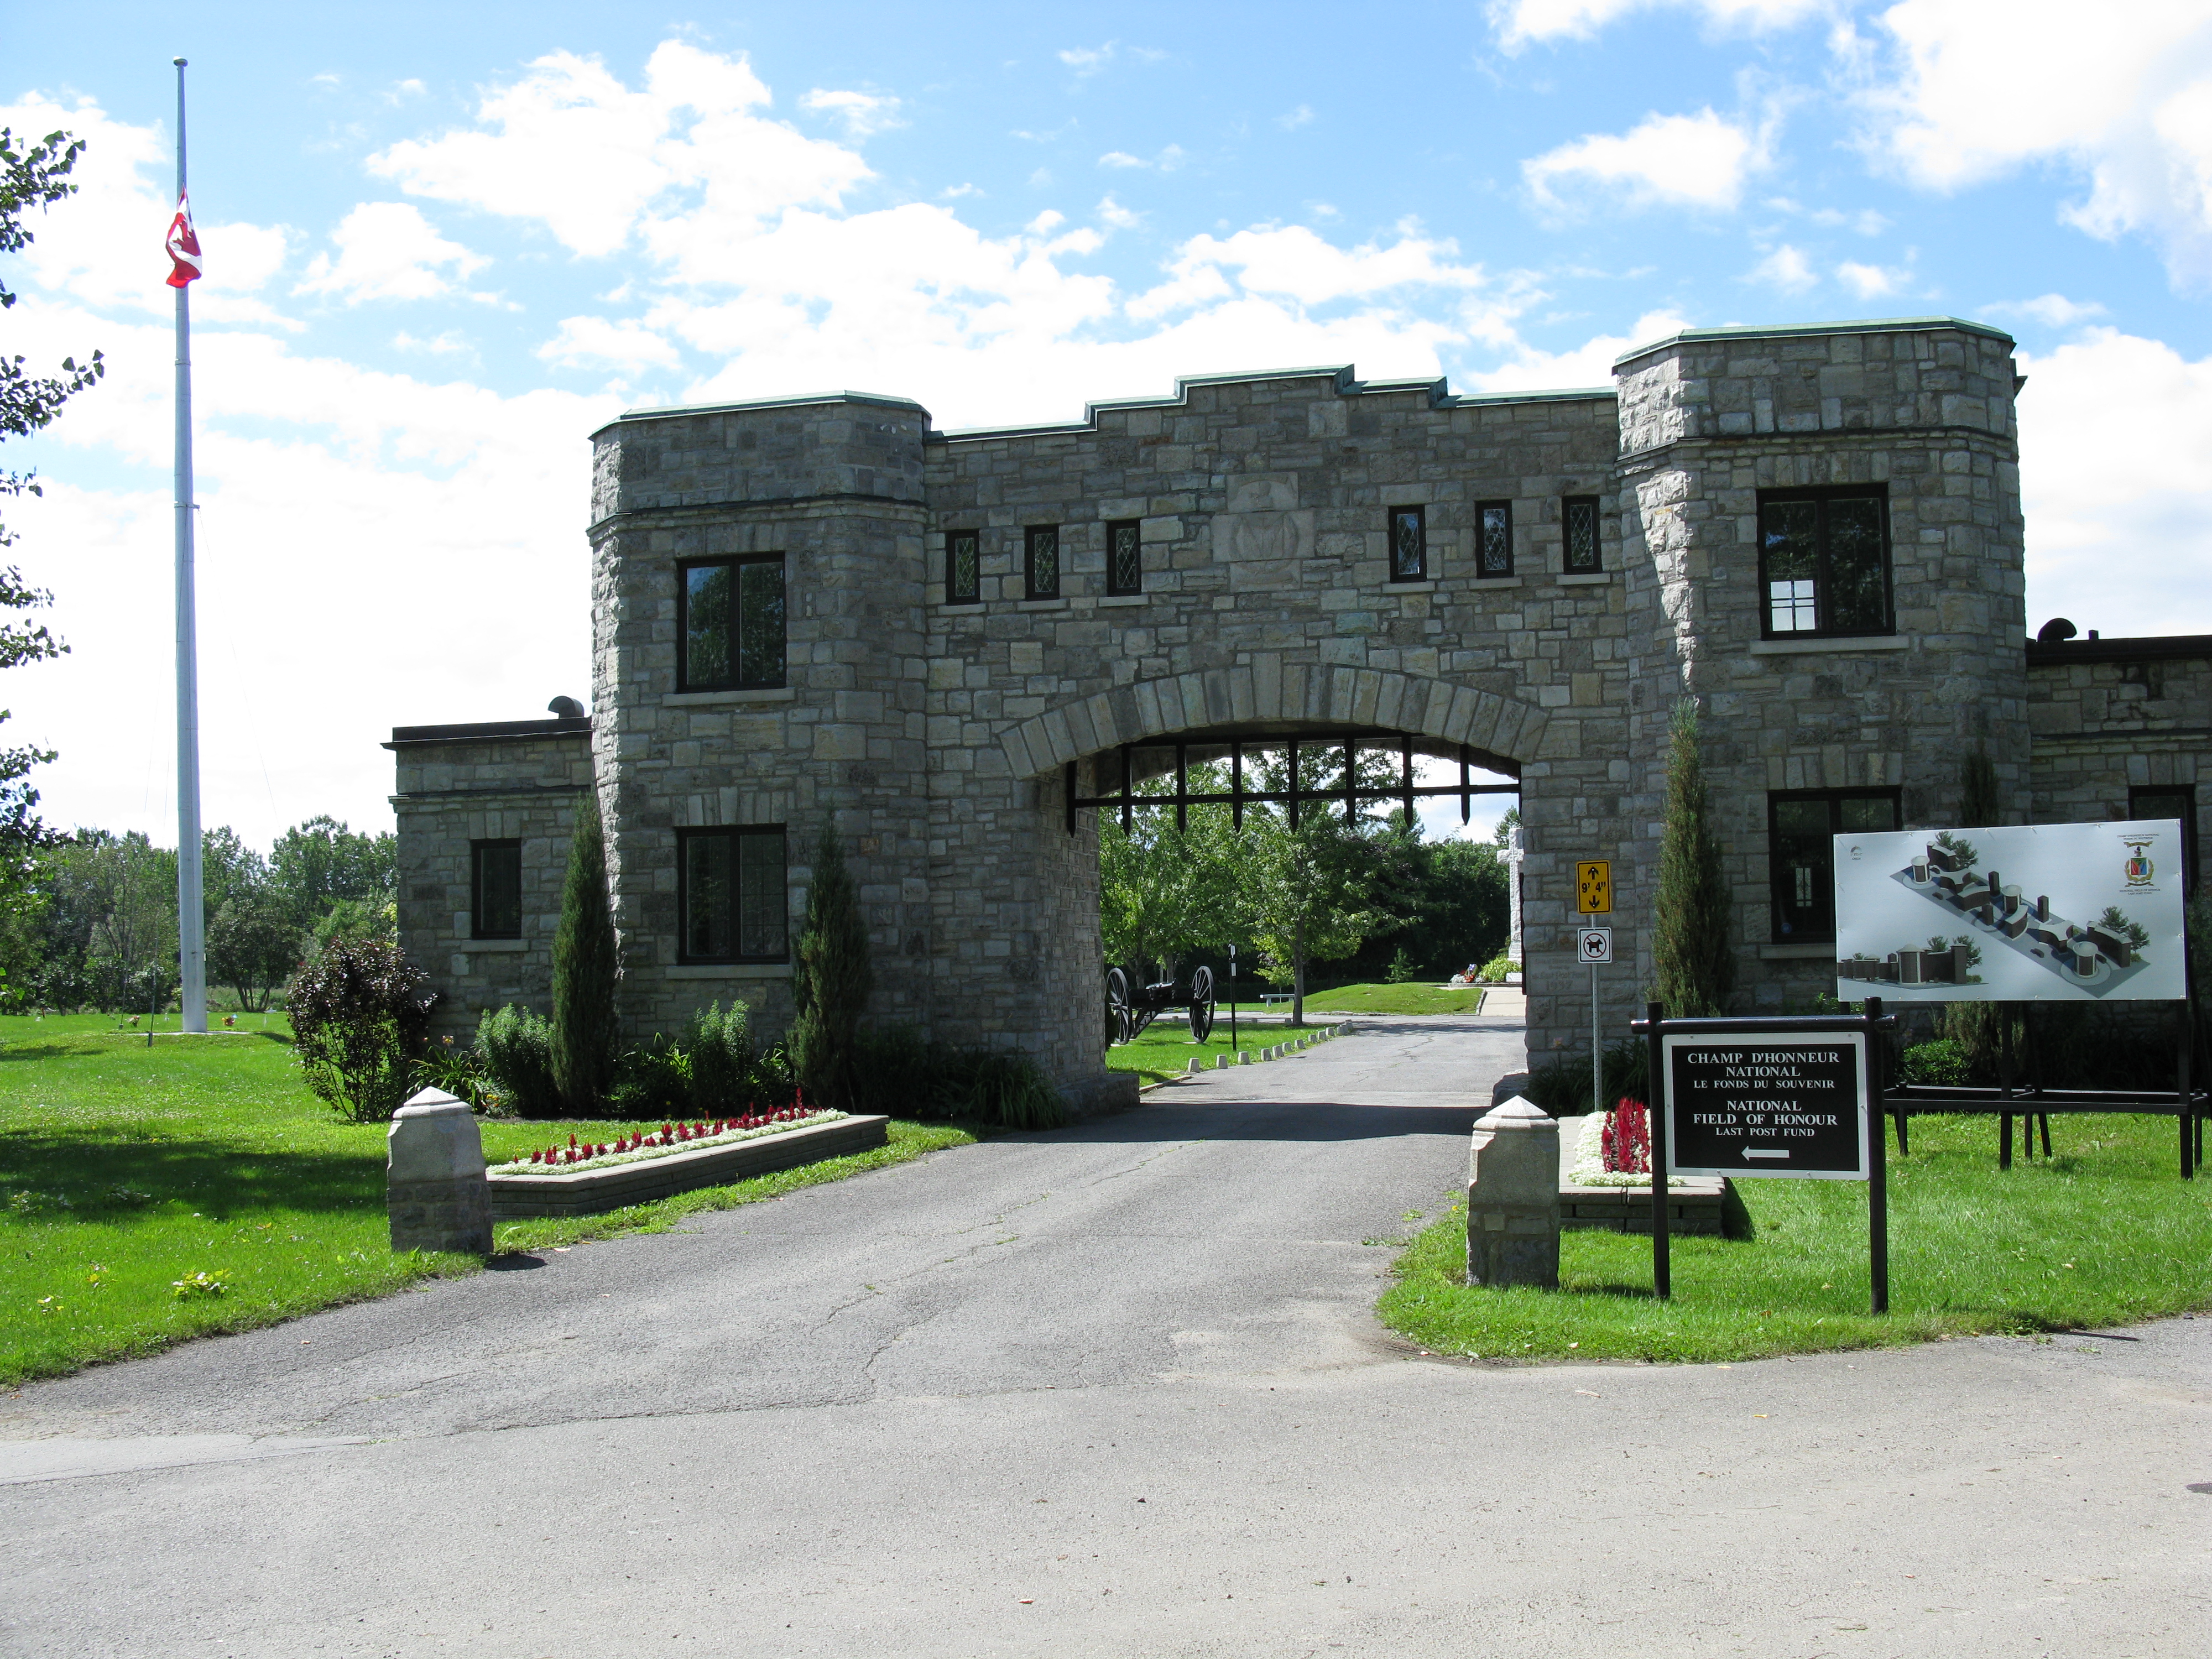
[486,1112,890,1219]
[495,1107,844,1176]
[1560,1104,1731,1235]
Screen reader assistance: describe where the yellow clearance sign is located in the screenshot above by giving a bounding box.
[1576,860,1613,915]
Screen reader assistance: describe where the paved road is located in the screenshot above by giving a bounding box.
[4,1014,2207,1657]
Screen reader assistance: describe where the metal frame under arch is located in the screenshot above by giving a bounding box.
[1063,729,1520,834]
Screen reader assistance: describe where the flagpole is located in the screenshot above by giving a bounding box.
[173,55,206,1035]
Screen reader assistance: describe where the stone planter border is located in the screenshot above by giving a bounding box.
[487,1114,890,1218]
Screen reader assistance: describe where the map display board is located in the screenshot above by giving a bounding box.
[1663,1032,1870,1180]
[1832,819,2188,1004]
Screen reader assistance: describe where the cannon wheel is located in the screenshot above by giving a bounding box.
[1187,964,1215,1043]
[1104,966,1134,1047]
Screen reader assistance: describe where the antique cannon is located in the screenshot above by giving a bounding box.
[1104,963,1217,1046]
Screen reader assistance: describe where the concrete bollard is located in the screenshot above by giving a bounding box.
[1238,1049,1253,1065]
[387,1088,492,1255]
[1465,1095,1560,1290]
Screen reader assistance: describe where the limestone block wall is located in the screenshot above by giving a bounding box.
[2028,643,2211,831]
[387,720,593,1039]
[1614,321,2027,1011]
[586,397,933,1039]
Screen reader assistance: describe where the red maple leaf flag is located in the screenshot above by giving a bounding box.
[165,191,202,288]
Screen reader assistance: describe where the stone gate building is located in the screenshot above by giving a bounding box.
[388,315,2206,1110]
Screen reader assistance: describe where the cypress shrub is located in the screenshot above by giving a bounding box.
[550,790,622,1115]
[789,821,873,1110]
[1960,747,2001,826]
[1651,700,1736,1018]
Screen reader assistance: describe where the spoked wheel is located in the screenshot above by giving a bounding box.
[1104,966,1134,1047]
[1187,964,1215,1042]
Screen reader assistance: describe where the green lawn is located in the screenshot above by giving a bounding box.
[1297,982,1491,1016]
[0,1019,972,1386]
[1104,1018,1324,1085]
[1381,1112,2212,1364]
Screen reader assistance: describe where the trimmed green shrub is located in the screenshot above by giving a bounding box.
[1523,1037,1647,1117]
[1900,1037,1972,1087]
[1477,953,1519,983]
[790,822,872,1112]
[550,791,622,1115]
[606,1034,689,1120]
[1651,699,1735,1017]
[849,1024,1068,1129]
[476,1004,560,1119]
[286,938,437,1123]
[686,1000,761,1116]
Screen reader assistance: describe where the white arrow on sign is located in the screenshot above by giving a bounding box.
[1578,927,1613,963]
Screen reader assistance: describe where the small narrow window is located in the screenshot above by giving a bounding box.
[471,840,522,940]
[1105,519,1143,596]
[1768,789,1901,942]
[2129,785,2198,898]
[1025,525,1061,600]
[945,530,980,605]
[677,826,789,963]
[1387,505,1427,582]
[680,555,786,691]
[1562,495,1601,574]
[1758,486,1892,639]
[1476,500,1514,578]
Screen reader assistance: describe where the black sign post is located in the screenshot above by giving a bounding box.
[1633,1000,1896,1313]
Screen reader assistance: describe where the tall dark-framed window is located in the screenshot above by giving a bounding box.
[1387,505,1427,581]
[1769,789,1901,942]
[1758,486,1892,639]
[945,530,981,606]
[679,555,786,690]
[2129,785,2198,897]
[1025,525,1061,600]
[1562,495,1601,574]
[1476,500,1514,578]
[471,839,521,940]
[1105,519,1143,596]
[677,826,789,963]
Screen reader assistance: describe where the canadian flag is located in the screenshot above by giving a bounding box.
[165,191,202,288]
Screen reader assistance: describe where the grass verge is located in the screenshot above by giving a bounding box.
[1298,982,1489,1016]
[1105,1020,1325,1086]
[0,1023,973,1387]
[1379,1112,2212,1364]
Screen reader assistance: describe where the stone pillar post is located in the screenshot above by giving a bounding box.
[387,1088,492,1254]
[1465,1095,1560,1289]
[1504,824,1526,966]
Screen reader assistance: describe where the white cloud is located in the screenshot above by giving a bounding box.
[800,87,904,139]
[1098,150,1145,170]
[536,316,683,373]
[296,202,489,303]
[1492,0,1828,48]
[1525,108,1767,211]
[1277,105,1316,131]
[2016,327,2212,635]
[1988,293,2109,329]
[1835,258,1908,299]
[392,329,472,355]
[1058,44,1117,76]
[1748,243,1818,291]
[1098,145,1185,172]
[1464,309,1694,392]
[1096,194,1143,229]
[1856,0,2212,284]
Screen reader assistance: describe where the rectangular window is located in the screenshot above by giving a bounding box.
[1562,495,1601,574]
[678,826,789,963]
[1105,519,1143,596]
[945,530,980,605]
[680,555,786,691]
[1387,505,1427,581]
[1025,525,1061,600]
[1758,487,1892,639]
[1476,500,1514,578]
[471,839,521,940]
[1768,789,1901,942]
[2129,785,2198,897]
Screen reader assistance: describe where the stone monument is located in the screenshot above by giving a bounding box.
[1466,1095,1561,1289]
[387,1088,493,1255]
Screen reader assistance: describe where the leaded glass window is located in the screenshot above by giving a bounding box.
[679,826,788,962]
[1563,495,1601,573]
[946,531,980,604]
[680,556,786,690]
[1107,519,1142,595]
[1768,790,1900,941]
[1025,525,1060,600]
[1388,506,1426,581]
[1757,487,1892,638]
[1477,501,1514,577]
[471,840,521,939]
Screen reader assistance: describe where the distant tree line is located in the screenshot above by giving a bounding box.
[0,816,395,1013]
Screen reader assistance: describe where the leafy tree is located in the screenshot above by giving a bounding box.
[287,938,436,1122]
[1651,700,1735,1018]
[549,791,622,1114]
[270,816,395,937]
[1239,808,1379,1025]
[0,128,102,956]
[1097,760,1239,980]
[208,891,300,1011]
[789,821,872,1110]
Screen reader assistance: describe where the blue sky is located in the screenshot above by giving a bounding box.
[7,1,2212,848]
